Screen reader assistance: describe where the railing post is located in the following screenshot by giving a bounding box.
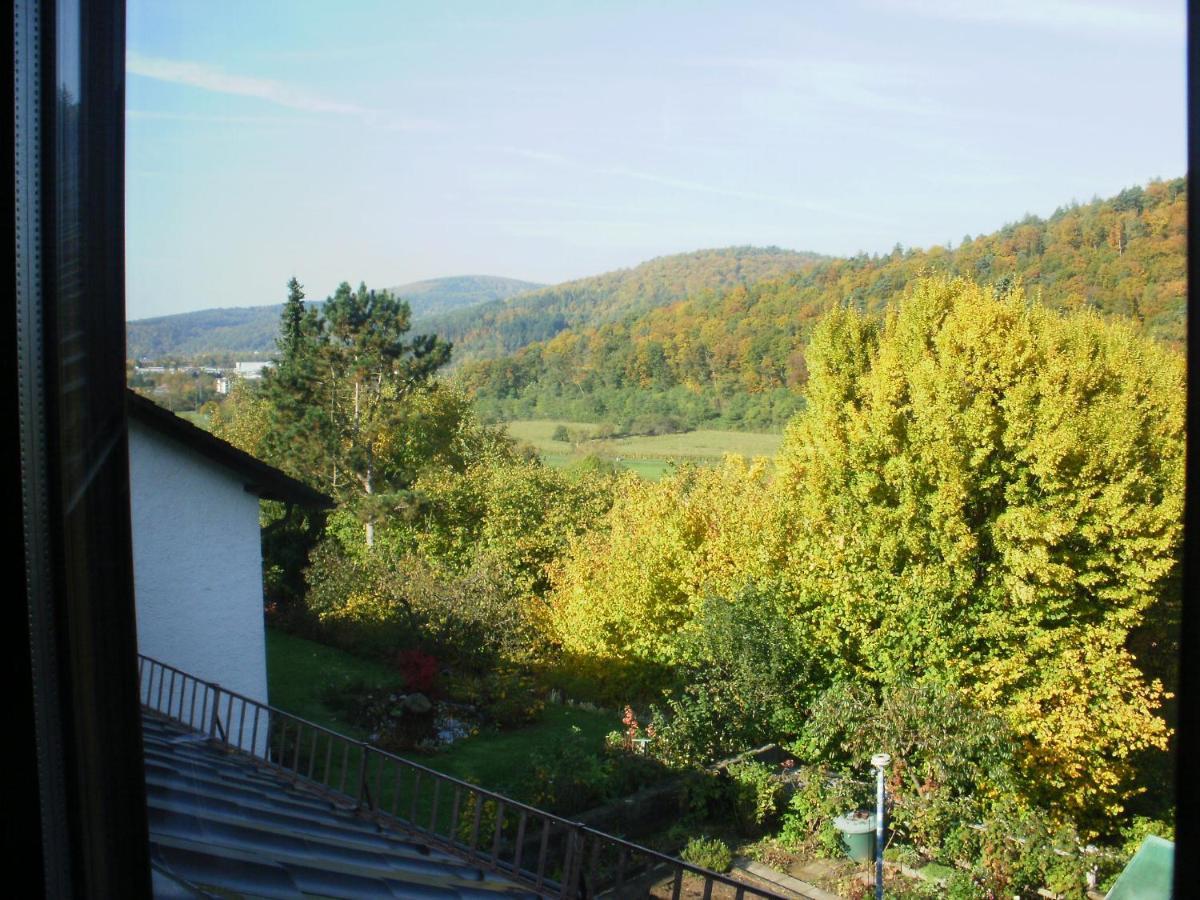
[356,742,371,810]
[209,682,221,739]
[562,823,585,899]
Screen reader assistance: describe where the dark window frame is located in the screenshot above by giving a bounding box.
[12,0,151,894]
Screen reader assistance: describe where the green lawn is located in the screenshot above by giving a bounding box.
[265,628,614,800]
[504,419,781,480]
[266,628,403,738]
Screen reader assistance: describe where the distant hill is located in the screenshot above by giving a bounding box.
[127,274,544,360]
[385,275,544,318]
[422,247,826,366]
[460,177,1187,432]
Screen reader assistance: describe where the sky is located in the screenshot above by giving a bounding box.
[125,0,1187,319]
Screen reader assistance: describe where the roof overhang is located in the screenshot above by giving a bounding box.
[127,390,332,509]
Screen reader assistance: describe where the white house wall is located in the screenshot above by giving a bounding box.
[129,418,269,750]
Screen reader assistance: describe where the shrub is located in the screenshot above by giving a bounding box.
[653,587,821,767]
[681,836,733,873]
[394,649,438,693]
[523,726,611,815]
[778,766,869,858]
[1096,815,1175,891]
[305,538,531,672]
[678,770,734,826]
[726,761,785,835]
[456,791,508,849]
[544,458,778,693]
[941,801,1089,900]
[483,668,546,729]
[797,679,1017,855]
[551,424,571,442]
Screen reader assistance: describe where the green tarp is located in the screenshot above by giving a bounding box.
[1105,835,1173,900]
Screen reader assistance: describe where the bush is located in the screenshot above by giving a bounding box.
[726,761,785,835]
[305,538,531,672]
[797,679,1017,855]
[524,726,611,815]
[778,766,869,858]
[544,458,777,698]
[653,588,821,767]
[393,649,438,693]
[940,801,1089,900]
[483,668,546,729]
[677,770,732,825]
[551,424,571,442]
[681,836,733,873]
[1096,815,1175,891]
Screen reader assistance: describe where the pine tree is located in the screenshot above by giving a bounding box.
[263,279,452,545]
[279,276,307,366]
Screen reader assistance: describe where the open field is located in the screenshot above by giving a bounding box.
[504,420,781,479]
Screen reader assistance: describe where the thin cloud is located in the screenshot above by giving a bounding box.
[498,146,892,225]
[706,56,944,118]
[126,52,439,132]
[874,0,1182,38]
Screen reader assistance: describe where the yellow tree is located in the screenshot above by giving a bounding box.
[775,275,1183,823]
[543,456,779,695]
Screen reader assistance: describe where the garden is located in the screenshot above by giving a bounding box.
[265,625,1167,900]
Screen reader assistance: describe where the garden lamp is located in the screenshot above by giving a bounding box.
[871,753,891,900]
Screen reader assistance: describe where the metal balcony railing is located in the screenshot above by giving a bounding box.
[138,654,793,900]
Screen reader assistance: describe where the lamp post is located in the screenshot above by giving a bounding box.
[871,753,891,900]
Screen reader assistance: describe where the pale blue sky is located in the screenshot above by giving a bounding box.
[125,0,1187,319]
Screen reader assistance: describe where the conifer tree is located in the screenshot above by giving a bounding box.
[262,279,452,546]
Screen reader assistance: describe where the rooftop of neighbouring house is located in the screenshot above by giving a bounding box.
[127,389,331,509]
[142,711,536,899]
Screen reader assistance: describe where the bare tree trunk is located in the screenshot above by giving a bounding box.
[363,433,375,548]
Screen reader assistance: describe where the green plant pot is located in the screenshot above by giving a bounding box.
[833,812,875,862]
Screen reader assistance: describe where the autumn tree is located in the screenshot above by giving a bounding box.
[775,275,1183,824]
[545,455,780,693]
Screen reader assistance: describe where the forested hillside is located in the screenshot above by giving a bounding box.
[423,246,826,365]
[384,275,545,318]
[127,274,542,359]
[458,178,1186,431]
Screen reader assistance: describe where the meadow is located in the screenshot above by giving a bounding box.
[503,419,781,479]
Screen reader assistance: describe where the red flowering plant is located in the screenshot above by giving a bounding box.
[394,648,439,693]
[608,705,656,754]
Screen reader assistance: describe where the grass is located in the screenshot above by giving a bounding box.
[265,627,614,801]
[504,419,781,480]
[176,410,211,430]
[266,627,403,738]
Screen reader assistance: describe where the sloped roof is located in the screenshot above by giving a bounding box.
[142,712,535,898]
[127,390,330,508]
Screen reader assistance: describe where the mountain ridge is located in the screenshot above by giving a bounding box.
[126,274,544,359]
[422,246,826,366]
[458,177,1187,432]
